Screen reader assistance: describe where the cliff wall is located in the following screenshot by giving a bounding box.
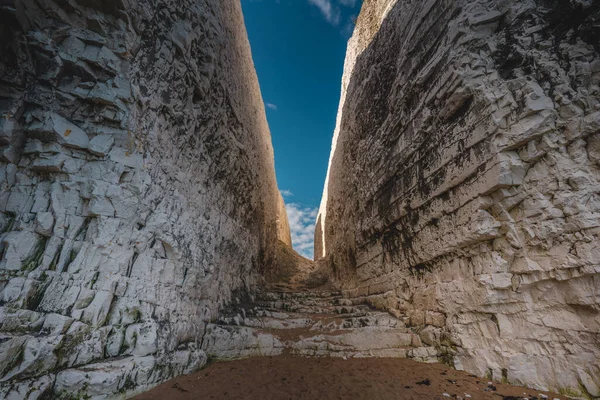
[0,0,287,397]
[317,0,600,395]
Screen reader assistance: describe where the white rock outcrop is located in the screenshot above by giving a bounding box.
[317,0,600,396]
[0,0,288,398]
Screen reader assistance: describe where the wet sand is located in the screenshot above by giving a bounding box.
[135,356,567,400]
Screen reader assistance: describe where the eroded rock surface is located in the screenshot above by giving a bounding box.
[204,289,443,362]
[317,0,600,396]
[0,0,288,397]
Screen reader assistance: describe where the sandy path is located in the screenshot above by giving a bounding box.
[135,356,567,400]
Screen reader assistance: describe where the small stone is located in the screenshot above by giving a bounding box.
[81,291,113,328]
[469,10,503,26]
[88,134,115,156]
[35,212,54,237]
[37,112,90,150]
[31,154,67,172]
[88,196,115,217]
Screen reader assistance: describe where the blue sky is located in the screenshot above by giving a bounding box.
[241,0,362,258]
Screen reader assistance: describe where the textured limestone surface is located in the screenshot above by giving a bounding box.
[203,289,443,362]
[0,0,288,398]
[316,0,600,396]
[276,193,292,247]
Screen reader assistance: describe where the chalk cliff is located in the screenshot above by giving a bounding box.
[0,0,288,397]
[317,0,600,396]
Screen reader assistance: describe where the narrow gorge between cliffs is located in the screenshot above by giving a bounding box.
[0,0,599,399]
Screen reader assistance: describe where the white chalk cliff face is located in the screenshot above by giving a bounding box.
[0,0,288,398]
[316,0,600,396]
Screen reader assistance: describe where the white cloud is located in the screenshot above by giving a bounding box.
[285,203,318,259]
[341,15,356,38]
[308,0,341,25]
[266,102,278,111]
[339,0,357,6]
[280,189,293,197]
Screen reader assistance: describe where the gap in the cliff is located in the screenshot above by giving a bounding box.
[241,0,362,259]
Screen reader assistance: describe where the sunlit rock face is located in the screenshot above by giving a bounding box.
[0,0,287,397]
[317,0,600,395]
[276,193,293,248]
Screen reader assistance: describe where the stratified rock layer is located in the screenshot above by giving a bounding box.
[204,289,442,362]
[0,0,287,398]
[317,0,600,396]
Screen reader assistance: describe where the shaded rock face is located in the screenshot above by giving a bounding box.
[0,0,287,397]
[317,0,600,395]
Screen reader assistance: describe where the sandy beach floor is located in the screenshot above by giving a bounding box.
[135,356,568,400]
